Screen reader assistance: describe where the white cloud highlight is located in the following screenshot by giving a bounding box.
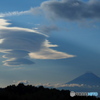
[0,19,11,28]
[29,48,75,59]
[13,80,30,85]
[0,39,4,44]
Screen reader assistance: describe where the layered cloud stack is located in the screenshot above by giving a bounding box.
[0,19,74,66]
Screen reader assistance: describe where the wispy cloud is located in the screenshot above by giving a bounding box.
[0,11,30,17]
[34,83,100,88]
[34,83,84,88]
[0,19,75,66]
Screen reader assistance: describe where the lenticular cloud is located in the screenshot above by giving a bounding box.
[0,19,75,66]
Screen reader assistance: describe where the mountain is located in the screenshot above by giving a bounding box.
[66,72,100,86]
[56,72,100,97]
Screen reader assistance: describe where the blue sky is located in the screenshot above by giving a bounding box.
[0,0,100,87]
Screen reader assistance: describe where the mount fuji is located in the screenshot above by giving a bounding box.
[56,72,100,97]
[66,72,100,86]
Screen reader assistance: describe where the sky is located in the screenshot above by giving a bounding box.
[0,0,100,87]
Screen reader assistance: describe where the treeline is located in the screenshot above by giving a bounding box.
[0,83,99,100]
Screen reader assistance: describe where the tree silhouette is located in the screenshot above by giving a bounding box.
[0,83,99,100]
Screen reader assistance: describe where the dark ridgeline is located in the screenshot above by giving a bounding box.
[0,83,99,100]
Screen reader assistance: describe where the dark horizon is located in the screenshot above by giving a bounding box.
[0,83,99,100]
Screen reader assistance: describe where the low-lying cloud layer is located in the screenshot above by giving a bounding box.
[34,83,100,88]
[34,83,84,88]
[0,19,75,66]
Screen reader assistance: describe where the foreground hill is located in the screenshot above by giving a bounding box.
[0,83,99,100]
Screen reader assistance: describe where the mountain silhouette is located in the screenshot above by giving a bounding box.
[66,72,100,86]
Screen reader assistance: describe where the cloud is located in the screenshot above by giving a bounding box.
[39,25,59,34]
[30,7,43,15]
[31,0,100,21]
[29,48,74,59]
[3,58,34,66]
[34,83,84,88]
[0,19,75,66]
[0,11,30,17]
[1,0,100,21]
[13,80,30,85]
[34,83,100,88]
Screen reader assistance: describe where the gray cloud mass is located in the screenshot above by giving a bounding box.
[1,0,100,21]
[39,0,100,21]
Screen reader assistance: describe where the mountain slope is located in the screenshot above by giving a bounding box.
[66,72,100,86]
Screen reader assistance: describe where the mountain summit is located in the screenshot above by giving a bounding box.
[66,72,100,86]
